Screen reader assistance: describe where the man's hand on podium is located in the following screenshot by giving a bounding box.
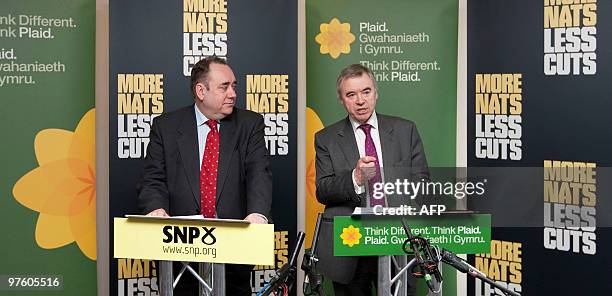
[146,208,169,217]
[244,213,267,224]
[143,209,267,223]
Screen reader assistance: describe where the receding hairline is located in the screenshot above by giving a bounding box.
[190,57,230,98]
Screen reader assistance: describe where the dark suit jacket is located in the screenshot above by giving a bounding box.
[137,105,272,220]
[314,113,429,284]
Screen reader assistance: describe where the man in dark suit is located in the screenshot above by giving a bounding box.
[137,56,272,295]
[314,64,429,295]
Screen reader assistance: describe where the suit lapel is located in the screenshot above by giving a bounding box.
[176,107,201,208]
[337,117,360,166]
[378,115,396,182]
[217,111,238,202]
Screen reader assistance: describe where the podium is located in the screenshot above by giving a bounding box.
[114,215,275,296]
[334,210,491,296]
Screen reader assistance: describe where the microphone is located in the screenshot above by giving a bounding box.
[302,213,324,295]
[439,249,472,274]
[258,232,305,296]
[424,273,437,293]
[278,231,305,286]
[439,248,520,296]
[290,232,306,266]
[309,214,323,260]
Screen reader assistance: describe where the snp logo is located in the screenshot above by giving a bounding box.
[162,226,217,245]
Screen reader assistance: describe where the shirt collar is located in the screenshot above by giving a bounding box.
[349,112,379,132]
[194,104,209,127]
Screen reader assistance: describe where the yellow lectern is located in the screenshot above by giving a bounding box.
[114,215,274,296]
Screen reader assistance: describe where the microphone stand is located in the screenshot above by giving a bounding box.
[438,248,520,296]
[399,218,521,296]
[301,213,324,296]
[400,218,442,293]
[258,231,305,296]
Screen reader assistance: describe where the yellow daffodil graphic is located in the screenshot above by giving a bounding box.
[315,18,355,59]
[340,225,362,248]
[13,109,96,260]
[305,108,325,248]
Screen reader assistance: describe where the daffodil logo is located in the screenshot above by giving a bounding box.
[315,18,355,59]
[305,108,325,248]
[13,109,96,260]
[340,225,362,247]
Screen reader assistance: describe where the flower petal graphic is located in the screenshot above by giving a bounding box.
[315,18,355,59]
[35,129,72,165]
[305,108,325,248]
[13,159,92,216]
[70,109,96,170]
[341,225,362,247]
[12,108,96,261]
[36,214,73,249]
[70,200,97,260]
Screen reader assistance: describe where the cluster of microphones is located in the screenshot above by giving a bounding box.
[257,214,520,296]
[255,213,322,296]
[399,218,520,296]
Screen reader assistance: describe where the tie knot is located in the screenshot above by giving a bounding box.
[206,119,217,131]
[359,123,372,134]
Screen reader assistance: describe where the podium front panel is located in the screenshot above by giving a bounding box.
[114,217,274,265]
[334,214,491,256]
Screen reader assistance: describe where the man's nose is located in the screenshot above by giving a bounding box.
[227,85,237,97]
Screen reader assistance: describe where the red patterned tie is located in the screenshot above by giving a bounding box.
[200,120,219,218]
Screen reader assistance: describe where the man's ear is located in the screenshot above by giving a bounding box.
[195,83,205,101]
